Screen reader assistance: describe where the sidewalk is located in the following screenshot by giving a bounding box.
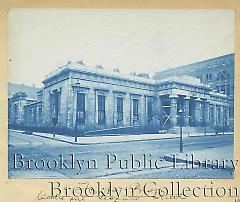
[32,131,179,144]
[189,132,233,137]
[10,129,233,145]
[9,129,234,178]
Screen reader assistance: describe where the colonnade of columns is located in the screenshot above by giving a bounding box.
[163,94,226,128]
[68,89,228,130]
[24,105,43,127]
[46,85,227,131]
[70,88,152,130]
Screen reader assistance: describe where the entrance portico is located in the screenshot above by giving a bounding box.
[155,76,228,131]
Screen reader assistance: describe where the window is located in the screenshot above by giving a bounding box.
[196,75,202,82]
[223,109,227,123]
[226,84,230,96]
[50,91,60,125]
[209,73,212,80]
[132,99,139,120]
[217,108,221,122]
[147,100,153,123]
[229,107,234,118]
[76,93,85,124]
[14,103,18,123]
[116,97,123,122]
[206,73,212,81]
[33,108,37,124]
[38,107,42,124]
[210,107,215,124]
[98,95,105,124]
[39,107,42,116]
[220,85,225,94]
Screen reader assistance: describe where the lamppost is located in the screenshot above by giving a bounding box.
[204,121,207,136]
[178,108,184,153]
[74,120,78,142]
[201,117,206,136]
[52,117,57,138]
[75,115,79,141]
[222,110,226,135]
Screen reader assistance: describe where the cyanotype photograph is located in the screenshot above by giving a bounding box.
[8,9,234,179]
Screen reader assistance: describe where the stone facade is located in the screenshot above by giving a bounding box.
[24,101,43,127]
[8,56,230,134]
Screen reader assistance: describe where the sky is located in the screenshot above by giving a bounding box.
[8,9,234,87]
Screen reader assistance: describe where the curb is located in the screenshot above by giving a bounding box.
[33,133,180,145]
[10,129,232,145]
[11,130,180,145]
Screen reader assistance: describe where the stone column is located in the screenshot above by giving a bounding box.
[183,96,190,127]
[67,77,73,128]
[58,89,62,127]
[203,100,210,126]
[36,107,39,127]
[214,104,217,127]
[87,88,96,130]
[43,90,51,126]
[194,98,202,126]
[106,91,114,128]
[113,95,117,127]
[72,88,77,130]
[155,96,163,129]
[220,105,224,127]
[169,95,178,128]
[225,105,229,130]
[124,93,131,126]
[140,95,146,126]
[95,91,98,125]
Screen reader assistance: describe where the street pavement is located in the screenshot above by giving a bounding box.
[8,130,234,179]
[13,129,232,145]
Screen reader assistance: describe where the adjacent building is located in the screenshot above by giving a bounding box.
[8,92,35,125]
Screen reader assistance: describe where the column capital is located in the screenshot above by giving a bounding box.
[169,95,178,99]
[94,88,110,93]
[184,96,191,100]
[195,98,202,102]
[113,91,126,98]
[130,93,141,99]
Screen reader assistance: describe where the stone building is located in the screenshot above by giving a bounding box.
[154,53,234,131]
[8,55,231,134]
[8,92,35,126]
